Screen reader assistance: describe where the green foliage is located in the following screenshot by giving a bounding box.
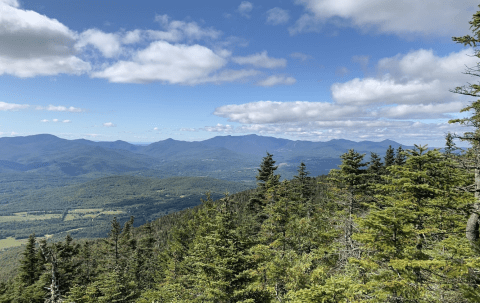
[351,145,473,302]
[384,145,395,168]
[2,142,479,303]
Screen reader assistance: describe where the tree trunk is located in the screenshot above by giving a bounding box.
[466,168,480,242]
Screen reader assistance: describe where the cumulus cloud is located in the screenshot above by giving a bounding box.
[212,48,474,144]
[238,1,253,18]
[214,101,361,124]
[76,29,122,58]
[91,41,228,84]
[0,4,258,86]
[103,122,116,127]
[0,101,29,111]
[41,119,49,123]
[257,75,296,87]
[332,49,476,105]
[266,7,290,25]
[293,0,478,37]
[232,51,287,68]
[0,1,90,77]
[377,102,465,119]
[62,120,71,123]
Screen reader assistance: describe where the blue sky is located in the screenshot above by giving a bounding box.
[0,0,478,146]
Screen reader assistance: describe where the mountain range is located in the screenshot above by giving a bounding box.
[0,134,408,185]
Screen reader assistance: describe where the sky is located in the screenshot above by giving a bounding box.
[0,0,478,146]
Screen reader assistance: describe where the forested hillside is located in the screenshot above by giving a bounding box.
[1,143,478,302]
[0,175,253,240]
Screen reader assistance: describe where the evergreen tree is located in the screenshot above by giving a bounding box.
[448,5,480,244]
[351,145,473,302]
[367,152,384,183]
[384,145,395,167]
[18,234,39,287]
[329,149,368,258]
[107,217,122,266]
[256,152,278,187]
[394,146,406,166]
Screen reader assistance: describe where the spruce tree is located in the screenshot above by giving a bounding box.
[18,234,39,287]
[384,145,395,167]
[329,149,368,258]
[352,145,472,302]
[367,152,384,183]
[448,5,480,244]
[394,146,406,166]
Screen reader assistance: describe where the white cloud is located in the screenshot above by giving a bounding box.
[0,1,90,77]
[52,119,59,122]
[0,0,19,7]
[122,30,142,44]
[288,13,323,35]
[76,29,122,58]
[103,122,116,127]
[238,1,253,18]
[331,49,476,105]
[214,101,361,124]
[232,51,287,68]
[293,0,478,37]
[266,7,290,25]
[0,101,29,111]
[257,75,296,87]
[202,123,234,132]
[153,15,222,42]
[91,41,228,84]
[180,127,196,132]
[41,119,49,123]
[62,119,71,123]
[193,69,260,85]
[377,102,465,119]
[36,104,85,112]
[0,56,90,78]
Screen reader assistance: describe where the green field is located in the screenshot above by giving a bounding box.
[0,213,62,223]
[0,175,254,240]
[0,237,28,250]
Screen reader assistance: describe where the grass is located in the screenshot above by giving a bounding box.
[0,237,28,250]
[69,208,103,213]
[0,214,62,222]
[61,209,125,221]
